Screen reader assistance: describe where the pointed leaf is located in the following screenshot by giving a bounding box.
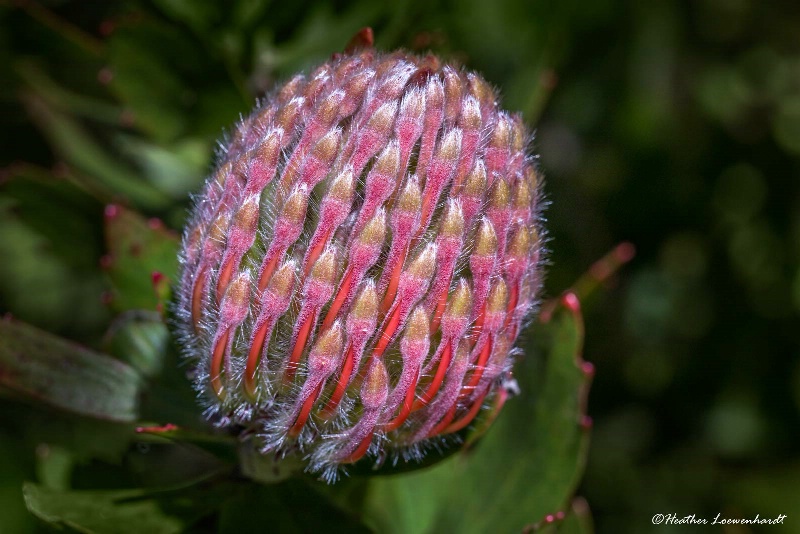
[116,136,210,199]
[134,424,239,465]
[124,440,233,489]
[0,186,108,335]
[16,61,123,125]
[23,479,233,534]
[103,311,170,377]
[151,0,222,33]
[21,95,171,210]
[237,442,303,485]
[106,25,192,143]
[103,205,180,312]
[0,319,140,422]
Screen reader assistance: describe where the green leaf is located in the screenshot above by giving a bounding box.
[231,0,271,30]
[151,0,222,33]
[265,3,382,77]
[24,477,373,534]
[103,206,180,312]
[134,340,208,430]
[0,170,110,336]
[0,164,104,270]
[237,442,303,485]
[103,311,170,377]
[20,94,171,210]
[124,439,234,489]
[134,424,239,465]
[0,319,141,422]
[363,294,592,534]
[23,478,232,534]
[116,136,210,199]
[15,61,123,125]
[106,26,191,143]
[35,444,73,491]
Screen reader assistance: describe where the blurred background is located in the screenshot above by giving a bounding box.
[1,0,798,532]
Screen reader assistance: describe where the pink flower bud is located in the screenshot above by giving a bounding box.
[176,44,545,480]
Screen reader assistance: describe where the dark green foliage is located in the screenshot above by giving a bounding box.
[0,319,140,422]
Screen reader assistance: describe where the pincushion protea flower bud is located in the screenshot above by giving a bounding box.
[175,41,544,480]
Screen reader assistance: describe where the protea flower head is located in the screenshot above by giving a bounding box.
[175,34,544,480]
